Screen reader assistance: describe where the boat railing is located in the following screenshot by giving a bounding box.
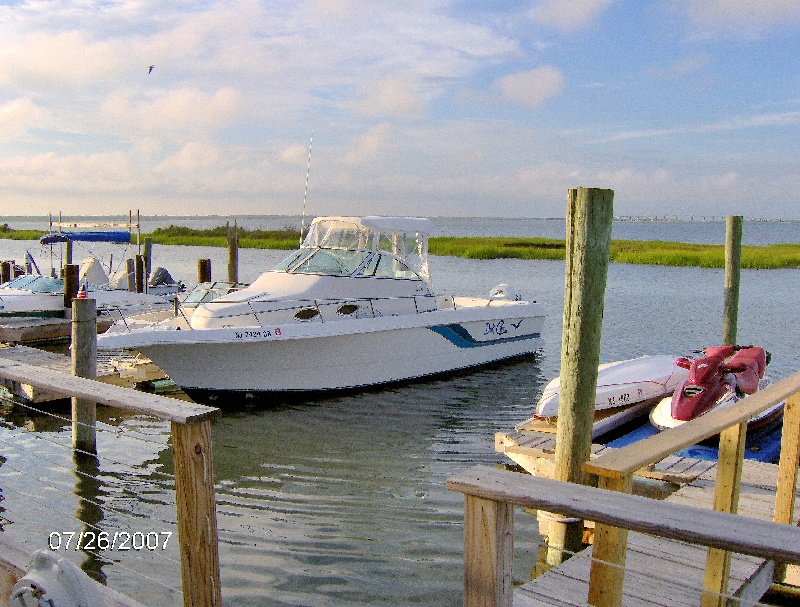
[578,369,800,607]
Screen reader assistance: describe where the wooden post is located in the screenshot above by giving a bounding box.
[65,239,73,266]
[774,393,800,582]
[700,420,746,607]
[172,419,222,607]
[63,263,79,309]
[0,261,11,284]
[135,255,145,293]
[548,187,614,568]
[71,298,97,454]
[198,258,212,284]
[125,258,135,291]
[227,221,238,284]
[587,473,633,607]
[463,495,514,607]
[722,215,742,346]
[144,237,153,289]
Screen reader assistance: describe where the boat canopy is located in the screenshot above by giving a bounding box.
[281,216,431,284]
[39,230,132,245]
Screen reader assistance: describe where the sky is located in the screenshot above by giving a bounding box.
[0,1,799,220]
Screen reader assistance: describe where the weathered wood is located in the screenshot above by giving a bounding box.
[144,237,152,285]
[125,257,135,291]
[134,254,145,293]
[63,263,79,309]
[722,215,742,346]
[197,258,212,283]
[550,187,614,566]
[462,494,514,607]
[227,221,238,284]
[700,421,746,607]
[172,419,221,607]
[587,474,632,607]
[0,359,219,423]
[583,371,800,479]
[774,393,800,582]
[446,466,800,563]
[0,261,11,284]
[72,298,97,453]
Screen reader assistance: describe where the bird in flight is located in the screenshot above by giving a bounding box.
[148,65,155,74]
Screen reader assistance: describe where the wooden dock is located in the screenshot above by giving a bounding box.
[0,344,168,402]
[0,315,114,344]
[451,372,800,607]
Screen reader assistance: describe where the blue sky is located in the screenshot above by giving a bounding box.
[1,0,798,219]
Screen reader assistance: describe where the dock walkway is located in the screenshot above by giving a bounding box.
[495,428,799,607]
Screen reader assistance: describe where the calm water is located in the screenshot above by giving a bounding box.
[1,218,799,606]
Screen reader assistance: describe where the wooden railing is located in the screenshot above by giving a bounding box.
[447,370,800,607]
[583,371,800,607]
[0,358,222,607]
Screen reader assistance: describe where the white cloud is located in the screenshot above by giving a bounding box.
[496,66,564,107]
[344,123,391,165]
[0,98,49,140]
[528,0,615,32]
[685,0,800,36]
[351,77,426,118]
[155,142,222,174]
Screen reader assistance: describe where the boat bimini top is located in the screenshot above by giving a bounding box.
[271,216,432,287]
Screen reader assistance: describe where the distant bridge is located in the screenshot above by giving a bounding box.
[614,215,799,223]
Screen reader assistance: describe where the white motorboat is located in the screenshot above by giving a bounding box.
[517,355,689,439]
[1,228,180,320]
[97,216,546,401]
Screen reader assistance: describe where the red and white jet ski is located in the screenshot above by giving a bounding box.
[649,345,784,432]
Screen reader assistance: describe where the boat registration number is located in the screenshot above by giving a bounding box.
[233,327,282,340]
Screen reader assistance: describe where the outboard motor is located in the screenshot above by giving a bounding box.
[10,550,104,607]
[489,284,523,301]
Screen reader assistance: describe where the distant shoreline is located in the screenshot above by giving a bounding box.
[2,224,798,269]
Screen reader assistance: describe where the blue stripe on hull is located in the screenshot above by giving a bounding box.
[428,323,540,348]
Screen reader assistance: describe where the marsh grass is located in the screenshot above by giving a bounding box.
[2,225,798,269]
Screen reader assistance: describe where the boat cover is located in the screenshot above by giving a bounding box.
[39,230,131,245]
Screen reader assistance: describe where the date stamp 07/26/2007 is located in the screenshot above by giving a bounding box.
[48,531,172,552]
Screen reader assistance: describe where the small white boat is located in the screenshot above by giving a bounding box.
[517,355,689,439]
[97,216,546,401]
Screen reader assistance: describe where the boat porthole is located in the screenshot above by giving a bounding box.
[337,304,359,315]
[294,307,320,320]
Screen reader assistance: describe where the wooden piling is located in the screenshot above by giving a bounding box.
[71,298,97,454]
[227,221,238,284]
[172,418,222,607]
[125,258,136,291]
[547,187,614,567]
[0,261,11,284]
[144,237,153,284]
[198,258,212,283]
[722,215,742,346]
[63,264,79,309]
[135,254,145,293]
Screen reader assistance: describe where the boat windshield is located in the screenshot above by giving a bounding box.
[2,275,64,293]
[182,282,240,305]
[271,218,430,283]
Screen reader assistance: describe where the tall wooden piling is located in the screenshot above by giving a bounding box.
[172,418,222,607]
[63,264,79,309]
[547,187,614,567]
[227,221,239,284]
[125,258,136,292]
[135,254,145,293]
[722,215,742,346]
[0,261,11,284]
[144,237,153,285]
[71,298,97,453]
[198,258,212,283]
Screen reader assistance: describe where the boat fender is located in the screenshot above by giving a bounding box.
[489,284,522,301]
[10,550,105,607]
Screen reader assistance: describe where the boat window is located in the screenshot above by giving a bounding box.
[302,219,372,251]
[12,276,65,293]
[3,275,39,289]
[272,250,307,272]
[359,254,418,279]
[292,249,368,276]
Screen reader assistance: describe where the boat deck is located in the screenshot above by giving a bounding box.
[496,428,800,606]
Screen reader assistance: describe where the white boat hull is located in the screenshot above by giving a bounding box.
[100,304,545,397]
[517,355,689,439]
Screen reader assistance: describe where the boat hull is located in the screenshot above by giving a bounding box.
[106,306,545,399]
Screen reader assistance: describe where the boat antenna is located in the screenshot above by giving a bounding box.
[299,131,313,246]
